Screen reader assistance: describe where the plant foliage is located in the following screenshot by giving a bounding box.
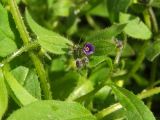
[0,0,160,120]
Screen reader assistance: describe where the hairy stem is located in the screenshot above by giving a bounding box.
[0,41,39,68]
[8,0,52,99]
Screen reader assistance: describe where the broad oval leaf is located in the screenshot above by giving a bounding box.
[0,69,8,119]
[120,12,152,40]
[7,100,96,120]
[110,84,156,120]
[3,65,37,106]
[0,3,17,57]
[11,66,41,99]
[25,10,73,55]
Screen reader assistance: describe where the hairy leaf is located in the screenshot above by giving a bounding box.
[120,12,152,40]
[110,84,156,120]
[26,10,73,54]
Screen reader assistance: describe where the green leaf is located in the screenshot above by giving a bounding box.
[87,0,109,17]
[52,71,79,100]
[49,0,72,17]
[86,24,126,42]
[132,74,149,86]
[1,0,20,4]
[3,65,37,106]
[0,3,17,57]
[7,100,96,120]
[93,41,116,56]
[89,56,112,68]
[149,0,160,8]
[50,57,66,72]
[0,69,8,120]
[121,43,135,56]
[146,40,160,61]
[106,0,131,22]
[66,79,94,101]
[80,0,103,14]
[89,56,108,68]
[11,66,41,99]
[11,66,29,85]
[24,69,41,99]
[85,24,126,56]
[110,84,156,120]
[25,10,73,54]
[109,43,135,57]
[89,68,111,85]
[102,108,125,120]
[120,13,152,40]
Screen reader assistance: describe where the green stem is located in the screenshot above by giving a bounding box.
[95,87,160,119]
[8,0,30,44]
[150,59,158,84]
[147,7,158,108]
[148,7,159,84]
[149,8,158,33]
[143,9,152,29]
[29,52,52,99]
[138,87,160,99]
[126,41,148,79]
[95,103,121,119]
[0,41,39,68]
[86,15,100,30]
[8,0,52,99]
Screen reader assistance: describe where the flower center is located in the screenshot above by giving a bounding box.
[84,46,90,52]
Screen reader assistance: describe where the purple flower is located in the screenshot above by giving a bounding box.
[83,43,95,55]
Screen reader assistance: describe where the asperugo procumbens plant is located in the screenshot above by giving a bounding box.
[0,0,160,119]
